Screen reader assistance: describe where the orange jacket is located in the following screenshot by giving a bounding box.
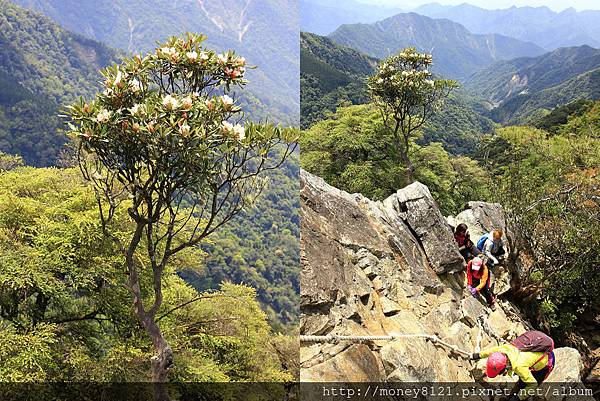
[466,259,489,291]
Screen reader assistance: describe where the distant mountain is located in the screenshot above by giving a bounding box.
[415,3,600,51]
[300,0,401,35]
[301,32,496,155]
[9,0,299,125]
[328,13,545,80]
[466,46,600,124]
[0,0,121,166]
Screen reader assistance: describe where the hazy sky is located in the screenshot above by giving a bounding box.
[359,0,600,12]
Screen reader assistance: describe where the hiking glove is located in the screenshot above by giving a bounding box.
[470,287,478,296]
[470,353,480,360]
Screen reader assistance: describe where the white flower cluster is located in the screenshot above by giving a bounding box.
[222,121,245,140]
[162,94,179,110]
[159,46,180,62]
[96,109,111,123]
[398,50,433,64]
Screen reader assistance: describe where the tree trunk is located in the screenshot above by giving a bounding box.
[141,314,174,382]
[399,147,415,183]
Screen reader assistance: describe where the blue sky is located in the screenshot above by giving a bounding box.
[359,0,600,12]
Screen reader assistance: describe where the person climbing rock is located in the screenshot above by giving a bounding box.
[454,223,477,261]
[477,229,507,267]
[466,255,496,310]
[471,331,555,401]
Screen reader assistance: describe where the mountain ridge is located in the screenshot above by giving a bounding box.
[415,2,600,50]
[328,12,545,80]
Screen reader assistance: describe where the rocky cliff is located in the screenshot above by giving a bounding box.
[300,170,590,399]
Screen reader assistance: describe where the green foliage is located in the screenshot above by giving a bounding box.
[0,151,24,171]
[480,103,600,336]
[300,104,491,215]
[0,167,294,381]
[533,99,594,134]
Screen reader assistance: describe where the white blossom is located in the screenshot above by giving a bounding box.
[96,109,111,123]
[217,53,228,65]
[220,95,234,109]
[113,70,123,86]
[179,123,191,137]
[162,94,179,110]
[160,47,177,57]
[129,78,143,92]
[181,96,193,110]
[235,56,246,67]
[222,121,234,134]
[129,104,142,116]
[233,124,245,140]
[186,51,198,62]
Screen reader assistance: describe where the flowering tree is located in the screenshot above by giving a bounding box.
[368,48,457,181]
[66,33,297,382]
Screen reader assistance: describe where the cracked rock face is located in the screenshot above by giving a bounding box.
[300,170,585,387]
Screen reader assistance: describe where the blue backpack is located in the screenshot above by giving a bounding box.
[477,233,491,252]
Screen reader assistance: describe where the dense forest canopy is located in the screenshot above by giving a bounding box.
[0,166,296,382]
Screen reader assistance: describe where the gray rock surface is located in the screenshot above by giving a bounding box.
[300,170,587,388]
[383,182,465,274]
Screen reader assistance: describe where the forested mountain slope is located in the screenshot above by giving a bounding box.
[328,13,545,80]
[466,46,600,124]
[415,3,600,50]
[0,0,121,166]
[10,0,299,124]
[181,148,300,328]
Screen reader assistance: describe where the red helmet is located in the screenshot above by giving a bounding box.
[486,352,508,378]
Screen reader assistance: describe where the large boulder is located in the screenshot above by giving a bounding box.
[383,182,465,274]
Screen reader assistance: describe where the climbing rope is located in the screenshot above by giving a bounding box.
[300,333,472,358]
[475,318,483,353]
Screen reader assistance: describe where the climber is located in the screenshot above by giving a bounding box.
[454,223,477,261]
[466,255,496,310]
[471,330,555,401]
[477,229,507,267]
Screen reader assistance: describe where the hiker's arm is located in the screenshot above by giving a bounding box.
[479,344,505,358]
[476,267,489,291]
[484,241,499,264]
[466,263,473,286]
[513,365,539,400]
